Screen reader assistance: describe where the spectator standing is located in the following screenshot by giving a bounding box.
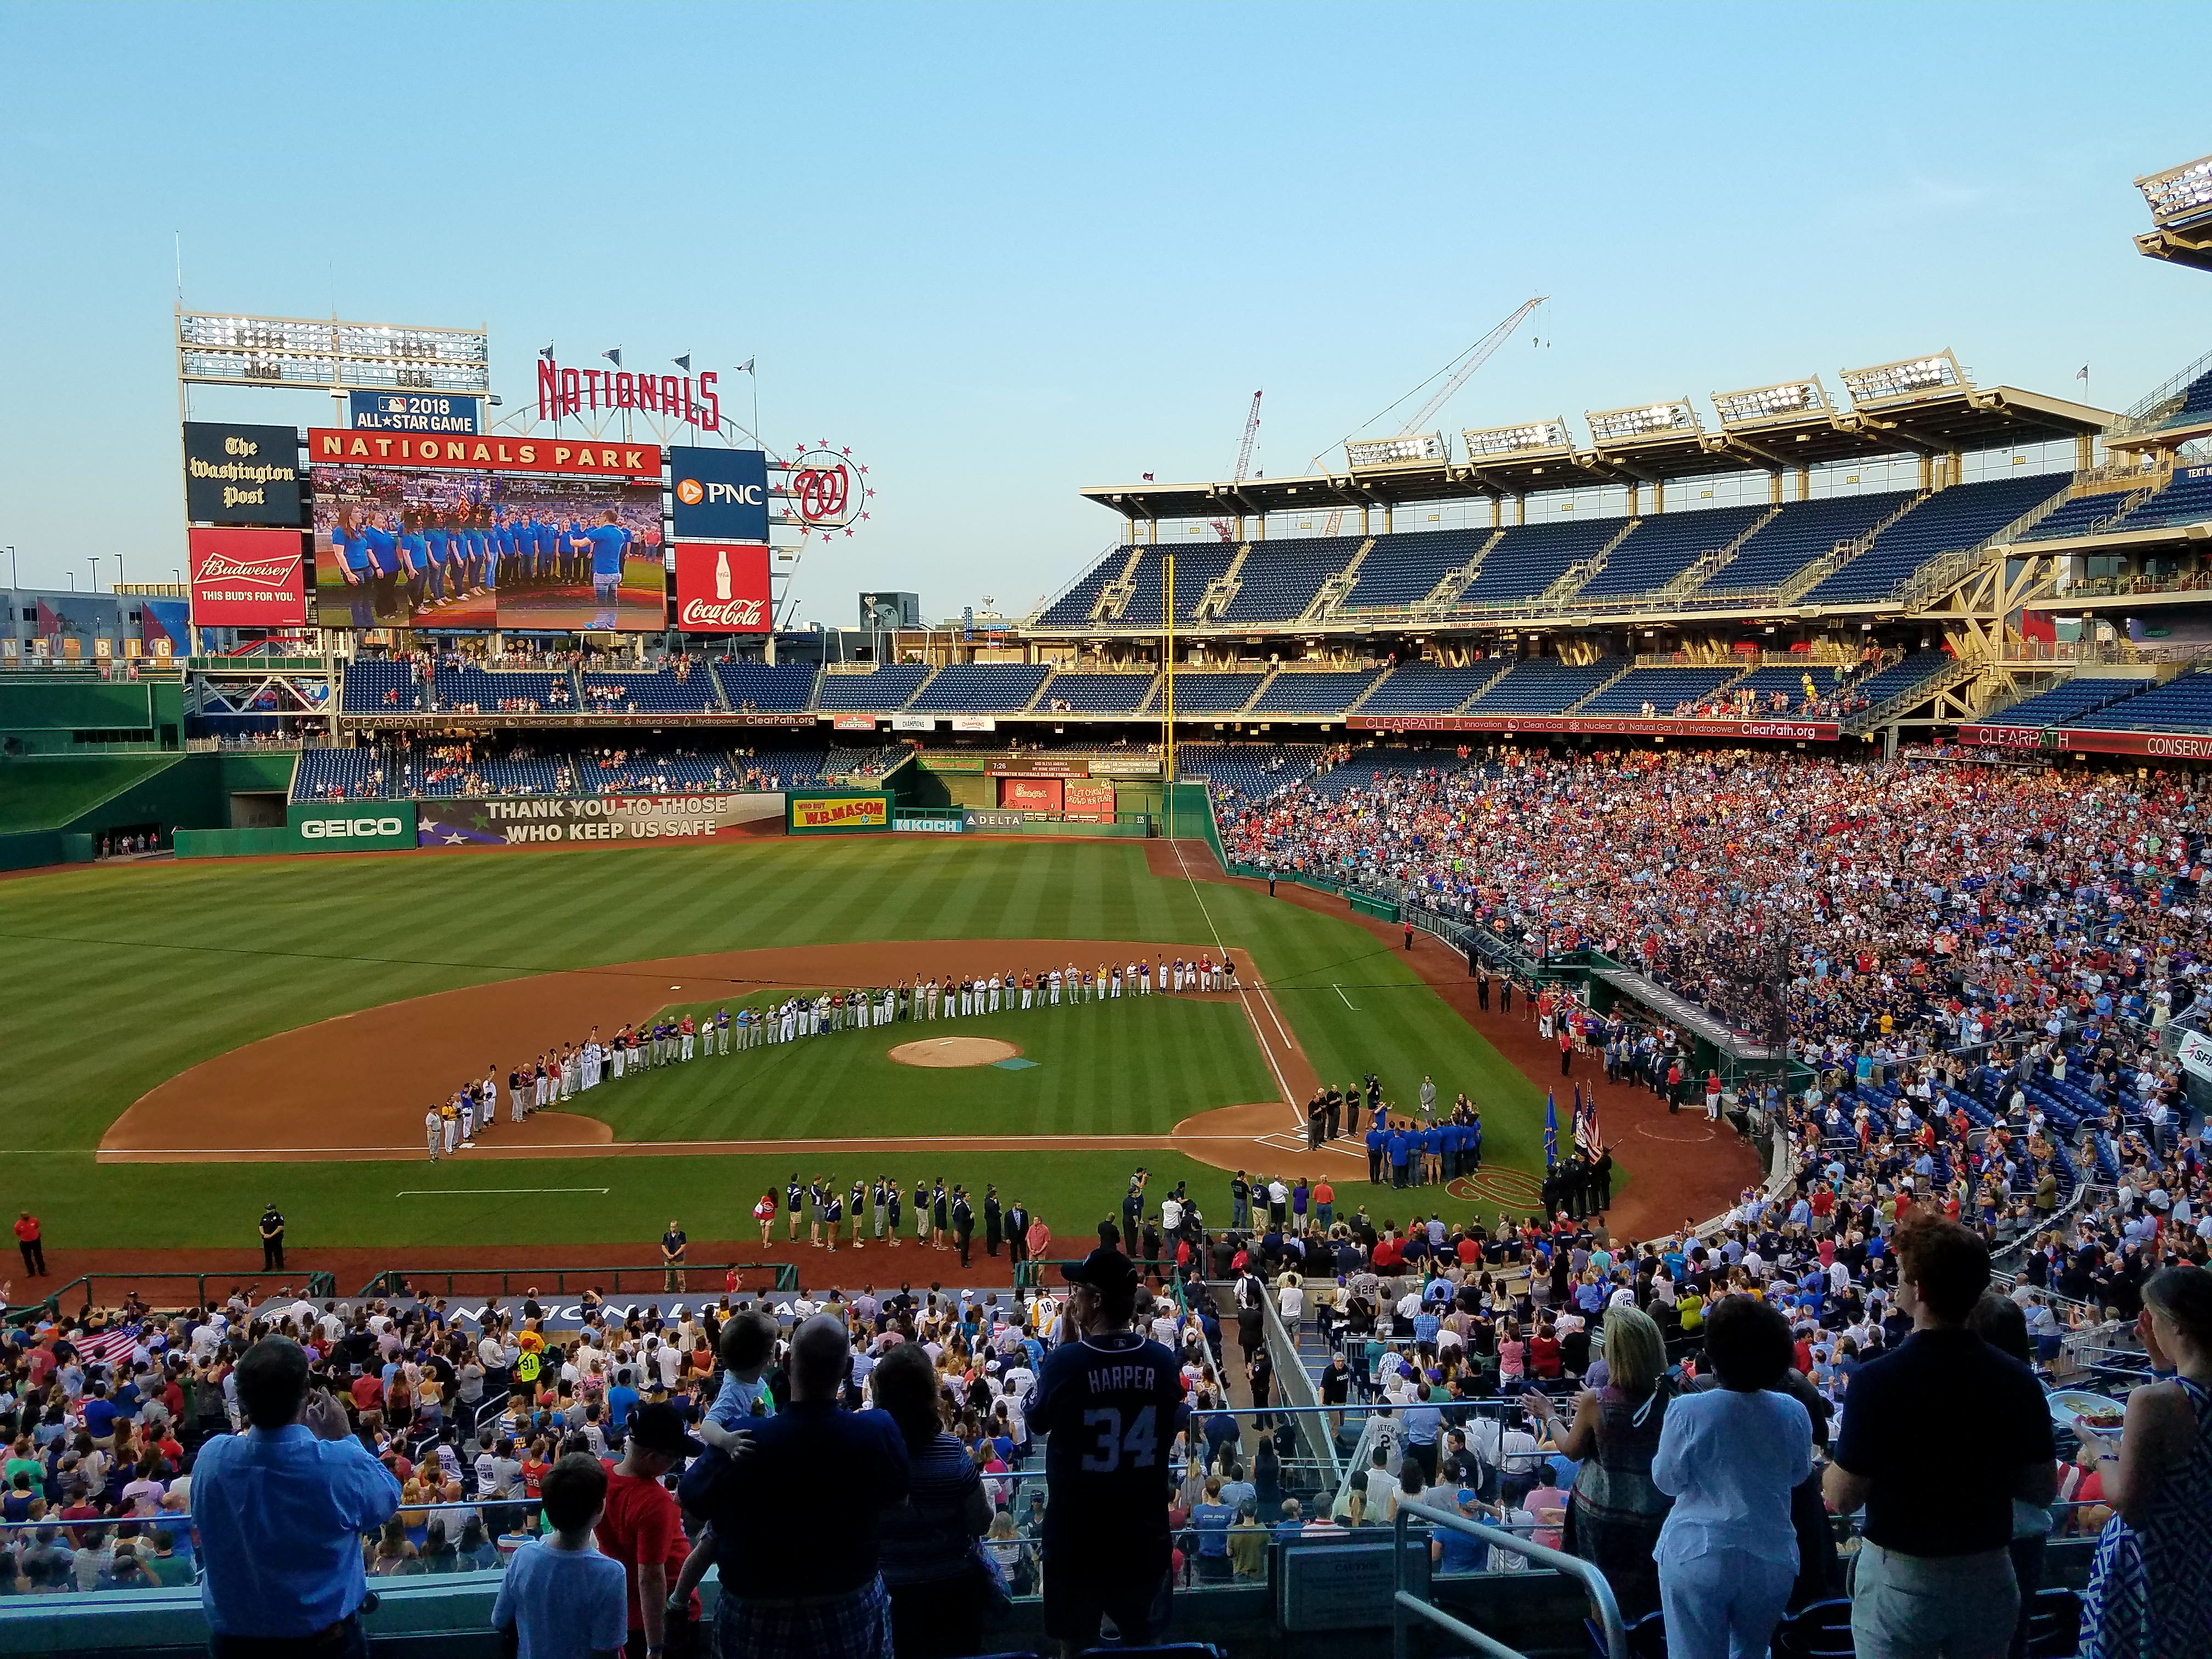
[1825,1216,2057,1659]
[871,1341,994,1659]
[1523,1304,1673,1621]
[1650,1297,1811,1659]
[493,1453,630,1659]
[1024,1247,1186,1657]
[2074,1265,2212,1659]
[192,1336,401,1658]
[596,1403,704,1659]
[13,1211,44,1277]
[678,1314,909,1659]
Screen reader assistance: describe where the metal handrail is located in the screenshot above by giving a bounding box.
[1393,1497,1627,1659]
[356,1262,799,1299]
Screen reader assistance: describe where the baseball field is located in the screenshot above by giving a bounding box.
[0,833,1751,1289]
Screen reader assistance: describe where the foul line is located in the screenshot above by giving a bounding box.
[1168,838,1299,1128]
[395,1186,610,1196]
[1334,985,1359,1011]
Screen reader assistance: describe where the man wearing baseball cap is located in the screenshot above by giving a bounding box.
[1023,1246,1188,1657]
[599,1402,704,1659]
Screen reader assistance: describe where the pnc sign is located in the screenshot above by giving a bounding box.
[670,447,770,541]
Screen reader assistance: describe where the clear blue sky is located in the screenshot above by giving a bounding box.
[2,2,2207,620]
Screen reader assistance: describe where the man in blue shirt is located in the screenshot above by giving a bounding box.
[1366,1122,1387,1184]
[583,510,631,626]
[193,1336,400,1655]
[678,1316,907,1654]
[1388,1125,1412,1188]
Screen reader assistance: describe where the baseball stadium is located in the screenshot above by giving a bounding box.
[4,21,2212,1652]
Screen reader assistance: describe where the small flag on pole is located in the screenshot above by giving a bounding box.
[736,358,755,375]
[673,353,691,371]
[1543,1088,1558,1167]
[2076,365,2089,381]
[603,347,622,368]
[539,343,555,362]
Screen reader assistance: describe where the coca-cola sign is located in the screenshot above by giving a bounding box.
[187,526,307,627]
[672,541,771,635]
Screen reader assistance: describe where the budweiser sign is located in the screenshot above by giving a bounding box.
[187,527,307,627]
[673,541,770,635]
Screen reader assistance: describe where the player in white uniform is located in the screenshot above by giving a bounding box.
[426,1108,442,1160]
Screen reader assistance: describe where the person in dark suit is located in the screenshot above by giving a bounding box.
[983,1186,1003,1257]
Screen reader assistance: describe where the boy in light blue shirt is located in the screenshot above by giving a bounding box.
[699,1307,777,1446]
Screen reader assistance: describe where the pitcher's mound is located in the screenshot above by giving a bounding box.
[889,1037,1022,1068]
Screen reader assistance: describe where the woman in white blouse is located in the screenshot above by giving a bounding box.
[1651,1296,1813,1659]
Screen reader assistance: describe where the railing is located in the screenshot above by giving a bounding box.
[356,1262,799,1299]
[1393,1498,1627,1659]
[3,1269,335,1325]
[2106,342,2212,442]
[2062,569,2212,602]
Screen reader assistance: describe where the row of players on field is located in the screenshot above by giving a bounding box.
[325,501,653,608]
[420,955,1238,1154]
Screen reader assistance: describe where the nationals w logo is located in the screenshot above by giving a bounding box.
[792,465,849,523]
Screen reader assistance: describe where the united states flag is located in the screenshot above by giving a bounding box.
[77,1328,140,1369]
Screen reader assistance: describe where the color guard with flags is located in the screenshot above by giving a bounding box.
[1543,1086,1559,1167]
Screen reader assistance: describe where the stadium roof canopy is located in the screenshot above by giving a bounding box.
[1082,352,2111,523]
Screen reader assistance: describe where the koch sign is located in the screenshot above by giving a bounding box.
[347,391,481,434]
[670,446,769,541]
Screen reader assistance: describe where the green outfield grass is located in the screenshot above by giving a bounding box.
[589,993,1273,1141]
[0,837,1554,1253]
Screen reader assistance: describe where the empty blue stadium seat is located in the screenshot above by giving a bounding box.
[2058,668,2212,733]
[1356,663,1509,715]
[1116,544,1239,628]
[1579,666,1743,715]
[2019,488,2144,541]
[2120,462,2212,531]
[814,664,933,710]
[1220,537,1363,623]
[1342,528,1491,610]
[906,663,1053,713]
[341,659,422,714]
[1180,742,1326,801]
[1036,546,1133,626]
[1692,492,1917,597]
[713,662,821,712]
[1847,650,1954,709]
[1037,672,1159,713]
[1247,668,1383,715]
[1150,672,1265,714]
[1466,659,1623,713]
[1573,504,1767,600]
[290,749,382,802]
[432,667,577,713]
[1799,475,2068,603]
[579,668,721,713]
[1455,517,1623,608]
[1978,678,2147,727]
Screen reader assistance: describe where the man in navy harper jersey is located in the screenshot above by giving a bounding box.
[1024,1246,1188,1655]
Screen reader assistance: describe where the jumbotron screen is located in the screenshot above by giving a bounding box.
[314,465,665,633]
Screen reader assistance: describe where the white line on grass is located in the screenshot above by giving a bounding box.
[396,1187,610,1197]
[1334,985,1359,1011]
[1169,838,1302,1126]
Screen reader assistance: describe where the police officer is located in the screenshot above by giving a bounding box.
[258,1203,285,1272]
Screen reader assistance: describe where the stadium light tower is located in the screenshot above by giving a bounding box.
[2134,151,2212,272]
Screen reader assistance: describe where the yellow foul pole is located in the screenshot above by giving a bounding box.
[1162,550,1176,831]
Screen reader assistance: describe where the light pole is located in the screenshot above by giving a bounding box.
[3,546,14,591]
[88,556,100,594]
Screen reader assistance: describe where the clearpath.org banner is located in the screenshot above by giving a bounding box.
[415,793,785,848]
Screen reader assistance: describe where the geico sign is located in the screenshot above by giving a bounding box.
[300,816,403,839]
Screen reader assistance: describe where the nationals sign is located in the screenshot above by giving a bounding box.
[187,527,308,626]
[308,430,661,480]
[672,542,771,633]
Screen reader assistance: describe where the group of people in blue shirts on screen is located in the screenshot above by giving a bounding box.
[325,499,633,626]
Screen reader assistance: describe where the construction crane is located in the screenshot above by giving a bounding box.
[1210,390,1263,542]
[1318,296,1546,533]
